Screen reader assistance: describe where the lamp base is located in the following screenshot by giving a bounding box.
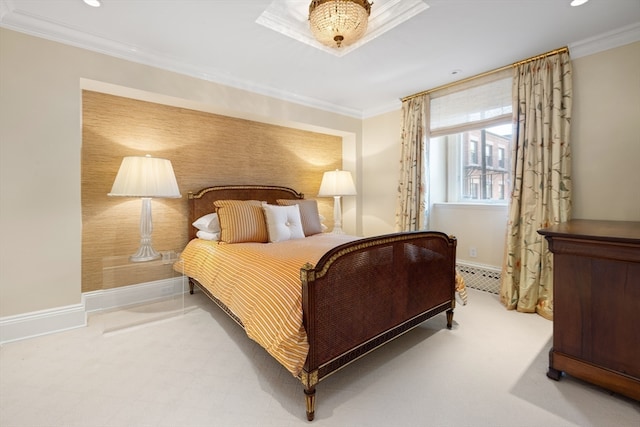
[331,195,346,235]
[130,197,161,262]
[129,245,161,263]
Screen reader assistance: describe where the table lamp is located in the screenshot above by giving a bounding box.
[108,155,181,262]
[317,169,356,234]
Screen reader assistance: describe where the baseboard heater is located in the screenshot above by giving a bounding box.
[456,262,501,295]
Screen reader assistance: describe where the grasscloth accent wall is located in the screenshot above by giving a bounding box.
[82,91,342,292]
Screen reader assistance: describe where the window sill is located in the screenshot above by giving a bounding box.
[433,202,508,211]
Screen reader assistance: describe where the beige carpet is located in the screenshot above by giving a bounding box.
[1,288,638,426]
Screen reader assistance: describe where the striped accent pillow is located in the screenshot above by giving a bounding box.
[214,200,268,243]
[277,199,323,236]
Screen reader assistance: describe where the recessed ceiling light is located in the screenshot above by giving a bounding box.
[83,0,101,7]
[570,0,589,6]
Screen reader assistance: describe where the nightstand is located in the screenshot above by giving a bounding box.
[100,251,185,333]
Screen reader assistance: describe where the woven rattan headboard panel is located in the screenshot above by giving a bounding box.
[82,90,341,292]
[188,185,304,240]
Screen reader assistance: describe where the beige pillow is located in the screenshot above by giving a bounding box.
[214,200,268,243]
[276,199,323,236]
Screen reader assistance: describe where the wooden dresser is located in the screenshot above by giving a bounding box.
[538,220,640,401]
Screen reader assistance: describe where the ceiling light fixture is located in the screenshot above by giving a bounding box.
[83,0,101,7]
[308,0,373,48]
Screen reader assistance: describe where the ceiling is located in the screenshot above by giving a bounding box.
[1,0,639,118]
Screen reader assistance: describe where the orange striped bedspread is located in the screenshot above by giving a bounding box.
[179,233,358,376]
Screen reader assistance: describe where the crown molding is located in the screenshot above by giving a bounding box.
[569,22,640,58]
[362,99,403,119]
[0,1,363,118]
[1,0,638,120]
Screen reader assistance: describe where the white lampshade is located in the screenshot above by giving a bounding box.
[317,169,357,197]
[109,155,181,198]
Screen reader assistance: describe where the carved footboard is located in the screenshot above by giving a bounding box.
[299,231,457,421]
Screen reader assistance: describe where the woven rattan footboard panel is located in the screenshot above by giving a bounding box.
[301,232,456,374]
[315,301,451,380]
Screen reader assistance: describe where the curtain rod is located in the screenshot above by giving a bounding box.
[400,46,569,102]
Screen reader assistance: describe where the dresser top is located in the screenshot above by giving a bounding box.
[538,219,640,244]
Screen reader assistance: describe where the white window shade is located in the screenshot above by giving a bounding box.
[430,77,512,136]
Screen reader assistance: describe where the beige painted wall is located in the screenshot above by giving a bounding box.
[361,110,402,236]
[1,26,638,319]
[571,42,640,220]
[360,41,640,268]
[0,29,361,317]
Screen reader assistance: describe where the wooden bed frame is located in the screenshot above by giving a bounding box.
[187,185,458,421]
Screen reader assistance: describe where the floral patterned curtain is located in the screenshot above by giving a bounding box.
[394,94,429,232]
[500,51,573,320]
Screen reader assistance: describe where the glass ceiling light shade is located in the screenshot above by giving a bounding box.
[318,169,356,234]
[83,0,101,7]
[109,155,181,262]
[309,0,373,48]
[570,0,589,6]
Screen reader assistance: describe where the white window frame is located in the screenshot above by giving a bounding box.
[428,69,513,206]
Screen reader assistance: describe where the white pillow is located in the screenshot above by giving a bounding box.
[196,230,220,241]
[262,204,305,243]
[192,213,221,233]
[276,199,323,236]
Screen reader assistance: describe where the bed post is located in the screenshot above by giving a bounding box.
[301,373,318,421]
[300,263,318,421]
[446,234,457,329]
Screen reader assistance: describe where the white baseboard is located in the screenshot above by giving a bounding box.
[0,303,86,345]
[83,276,186,313]
[0,277,186,345]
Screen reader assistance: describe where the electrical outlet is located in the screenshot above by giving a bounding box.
[469,247,477,257]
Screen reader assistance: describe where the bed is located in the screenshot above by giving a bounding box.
[180,185,458,421]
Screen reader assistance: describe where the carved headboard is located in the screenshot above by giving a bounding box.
[187,185,304,241]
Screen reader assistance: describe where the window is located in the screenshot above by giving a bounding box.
[469,178,479,199]
[428,72,512,204]
[469,140,478,164]
[485,143,493,167]
[436,125,511,201]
